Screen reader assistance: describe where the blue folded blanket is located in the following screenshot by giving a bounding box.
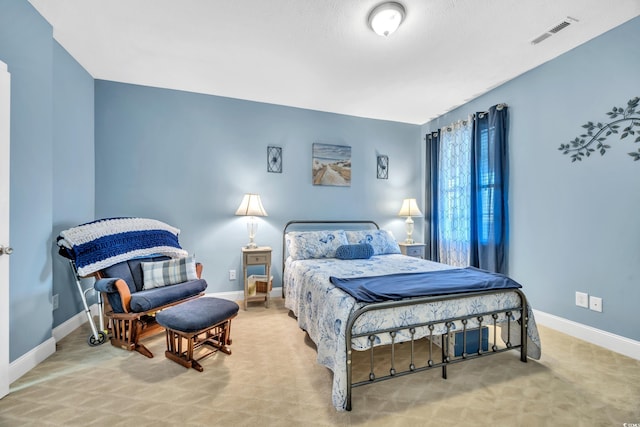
[329,267,522,303]
[57,217,188,276]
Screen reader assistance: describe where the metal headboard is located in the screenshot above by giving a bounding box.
[281,220,380,296]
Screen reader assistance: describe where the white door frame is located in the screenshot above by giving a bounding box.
[0,59,11,399]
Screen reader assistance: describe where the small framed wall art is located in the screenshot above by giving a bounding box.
[267,146,282,173]
[377,155,388,179]
[312,143,351,187]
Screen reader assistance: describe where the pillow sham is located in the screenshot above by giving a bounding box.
[335,243,374,260]
[141,255,198,290]
[286,230,349,260]
[345,229,401,255]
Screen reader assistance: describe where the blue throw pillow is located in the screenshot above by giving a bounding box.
[335,244,374,260]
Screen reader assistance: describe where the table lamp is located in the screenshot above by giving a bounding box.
[398,198,422,244]
[235,193,268,249]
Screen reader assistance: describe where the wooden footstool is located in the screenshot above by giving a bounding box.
[155,297,239,371]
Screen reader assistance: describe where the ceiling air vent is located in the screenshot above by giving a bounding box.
[531,33,552,45]
[548,20,571,34]
[531,16,578,45]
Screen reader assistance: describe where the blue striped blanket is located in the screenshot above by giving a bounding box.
[57,217,188,276]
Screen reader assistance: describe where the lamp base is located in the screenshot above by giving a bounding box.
[404,216,415,245]
[245,218,258,249]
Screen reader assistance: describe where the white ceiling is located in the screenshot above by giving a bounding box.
[29,0,640,125]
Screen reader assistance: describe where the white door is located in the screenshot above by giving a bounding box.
[0,60,11,399]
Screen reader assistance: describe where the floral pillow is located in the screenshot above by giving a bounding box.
[286,230,349,260]
[345,229,401,255]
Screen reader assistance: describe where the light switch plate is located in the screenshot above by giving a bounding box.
[575,291,588,308]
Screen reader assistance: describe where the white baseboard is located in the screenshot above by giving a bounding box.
[9,337,56,384]
[533,309,640,361]
[205,287,282,302]
[52,305,102,343]
[10,305,101,385]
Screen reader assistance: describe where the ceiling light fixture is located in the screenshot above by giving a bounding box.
[368,2,406,37]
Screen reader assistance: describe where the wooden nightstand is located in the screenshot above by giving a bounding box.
[398,242,426,259]
[241,246,272,310]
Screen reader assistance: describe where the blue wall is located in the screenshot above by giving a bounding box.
[0,0,54,361]
[0,1,95,361]
[422,17,640,341]
[94,81,422,292]
[51,41,95,328]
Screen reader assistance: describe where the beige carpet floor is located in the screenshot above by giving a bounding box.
[1,297,639,427]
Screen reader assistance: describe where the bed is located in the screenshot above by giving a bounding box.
[282,220,541,411]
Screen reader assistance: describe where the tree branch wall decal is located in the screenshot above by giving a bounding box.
[558,96,640,162]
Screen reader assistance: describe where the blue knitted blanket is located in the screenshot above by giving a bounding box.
[57,217,188,276]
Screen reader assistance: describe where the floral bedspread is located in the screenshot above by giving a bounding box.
[284,254,542,411]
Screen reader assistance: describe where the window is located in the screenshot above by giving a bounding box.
[427,104,508,273]
[437,119,472,267]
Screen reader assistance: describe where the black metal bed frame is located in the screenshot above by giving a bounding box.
[345,289,527,410]
[282,220,528,411]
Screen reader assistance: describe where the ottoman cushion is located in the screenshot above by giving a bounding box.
[156,297,239,333]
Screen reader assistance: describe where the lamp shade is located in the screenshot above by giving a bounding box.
[368,2,406,37]
[235,194,268,217]
[398,198,422,217]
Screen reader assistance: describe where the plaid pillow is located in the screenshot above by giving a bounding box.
[141,256,198,290]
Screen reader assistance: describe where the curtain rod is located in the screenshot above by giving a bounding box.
[476,103,508,118]
[424,103,508,139]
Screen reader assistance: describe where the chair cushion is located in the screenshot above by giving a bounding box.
[129,279,207,313]
[156,297,239,333]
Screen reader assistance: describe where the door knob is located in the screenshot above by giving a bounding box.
[0,245,13,255]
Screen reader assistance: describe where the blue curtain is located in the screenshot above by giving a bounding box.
[425,104,509,273]
[425,131,440,261]
[471,105,509,273]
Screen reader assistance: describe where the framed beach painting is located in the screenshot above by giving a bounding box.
[312,143,351,187]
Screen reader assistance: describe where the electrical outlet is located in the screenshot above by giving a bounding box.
[575,291,588,308]
[52,294,59,310]
[589,296,603,312]
[229,269,236,280]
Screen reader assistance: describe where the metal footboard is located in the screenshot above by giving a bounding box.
[344,288,529,411]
